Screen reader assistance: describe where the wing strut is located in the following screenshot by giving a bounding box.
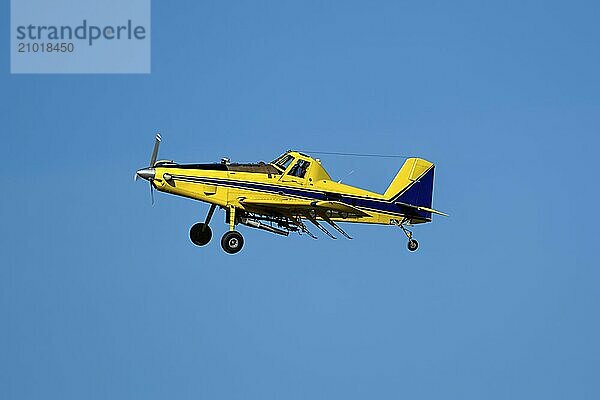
[305,214,337,240]
[321,215,353,240]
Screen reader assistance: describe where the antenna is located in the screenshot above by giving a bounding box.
[338,170,355,184]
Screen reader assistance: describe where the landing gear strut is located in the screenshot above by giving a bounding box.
[221,205,244,254]
[189,204,217,247]
[397,218,419,252]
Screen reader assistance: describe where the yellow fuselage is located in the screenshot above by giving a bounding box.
[151,151,433,225]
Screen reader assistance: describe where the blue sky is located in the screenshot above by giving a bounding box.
[1,1,599,399]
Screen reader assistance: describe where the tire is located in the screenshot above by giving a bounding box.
[407,239,419,252]
[189,223,212,246]
[221,231,244,254]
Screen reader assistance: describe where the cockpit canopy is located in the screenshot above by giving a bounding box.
[270,151,332,181]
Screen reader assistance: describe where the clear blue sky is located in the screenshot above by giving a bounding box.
[2,1,599,399]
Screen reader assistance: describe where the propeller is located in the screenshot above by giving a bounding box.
[135,133,161,205]
[150,133,161,167]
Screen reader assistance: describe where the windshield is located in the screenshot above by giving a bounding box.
[271,154,295,171]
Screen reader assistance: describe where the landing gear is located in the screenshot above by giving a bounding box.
[220,205,244,254]
[395,218,420,252]
[407,238,419,252]
[189,204,217,247]
[221,231,244,254]
[190,223,212,246]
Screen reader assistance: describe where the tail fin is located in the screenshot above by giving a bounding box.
[384,158,435,208]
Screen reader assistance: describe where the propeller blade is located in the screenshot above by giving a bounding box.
[135,133,161,205]
[149,133,162,167]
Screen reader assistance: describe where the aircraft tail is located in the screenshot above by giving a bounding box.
[383,158,437,210]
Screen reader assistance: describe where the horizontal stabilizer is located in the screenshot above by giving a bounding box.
[395,201,448,217]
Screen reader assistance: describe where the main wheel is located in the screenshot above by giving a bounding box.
[221,231,244,254]
[190,223,212,246]
[407,238,419,252]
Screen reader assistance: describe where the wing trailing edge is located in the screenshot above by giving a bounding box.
[239,198,370,217]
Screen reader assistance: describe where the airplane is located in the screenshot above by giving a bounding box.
[135,134,447,255]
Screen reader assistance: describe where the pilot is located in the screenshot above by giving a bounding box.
[289,163,300,176]
[297,161,309,178]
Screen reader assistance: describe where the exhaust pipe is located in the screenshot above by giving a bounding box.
[239,218,289,236]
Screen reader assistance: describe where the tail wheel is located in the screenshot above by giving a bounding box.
[221,231,244,254]
[190,223,212,246]
[407,239,419,252]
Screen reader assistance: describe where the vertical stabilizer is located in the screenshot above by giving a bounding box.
[383,158,435,208]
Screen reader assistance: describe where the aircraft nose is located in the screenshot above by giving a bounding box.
[136,167,155,181]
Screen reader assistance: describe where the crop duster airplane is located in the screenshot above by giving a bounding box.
[135,134,446,254]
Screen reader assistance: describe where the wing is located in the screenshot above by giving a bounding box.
[311,201,370,217]
[239,198,370,218]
